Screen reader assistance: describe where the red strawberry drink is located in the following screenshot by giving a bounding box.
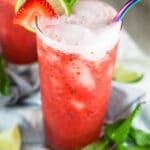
[14,0,121,149]
[36,0,121,149]
[0,0,37,64]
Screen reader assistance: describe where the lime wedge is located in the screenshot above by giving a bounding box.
[47,0,76,16]
[15,0,26,13]
[47,0,65,15]
[113,65,144,83]
[48,0,78,16]
[0,125,21,150]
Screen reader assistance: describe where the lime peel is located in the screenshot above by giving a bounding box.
[113,64,144,83]
[47,0,65,15]
[0,125,21,150]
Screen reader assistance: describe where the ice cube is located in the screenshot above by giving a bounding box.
[71,99,85,110]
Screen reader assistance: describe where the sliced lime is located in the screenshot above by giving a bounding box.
[0,125,21,150]
[113,65,144,83]
[47,0,65,15]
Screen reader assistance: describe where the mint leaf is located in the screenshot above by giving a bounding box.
[78,138,109,150]
[60,0,78,15]
[0,55,9,96]
[105,103,142,144]
[129,127,150,147]
[116,144,149,150]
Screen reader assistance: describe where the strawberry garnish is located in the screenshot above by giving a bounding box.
[13,0,57,32]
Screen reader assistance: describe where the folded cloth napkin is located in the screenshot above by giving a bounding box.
[106,82,145,123]
[0,81,148,150]
[0,64,39,106]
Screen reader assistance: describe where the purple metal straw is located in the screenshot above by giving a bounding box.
[114,0,141,22]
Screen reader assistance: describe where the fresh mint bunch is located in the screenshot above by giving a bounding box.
[0,55,9,96]
[79,103,150,150]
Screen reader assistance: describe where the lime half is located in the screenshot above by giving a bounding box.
[47,0,78,16]
[0,125,21,150]
[113,65,144,83]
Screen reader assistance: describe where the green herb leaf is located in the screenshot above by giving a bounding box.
[78,138,109,150]
[0,55,9,96]
[116,143,149,150]
[60,0,78,15]
[129,127,150,147]
[105,103,142,144]
[113,65,144,83]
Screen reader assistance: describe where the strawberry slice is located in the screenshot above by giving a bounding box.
[13,0,57,32]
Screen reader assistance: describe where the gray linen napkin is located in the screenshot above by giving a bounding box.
[0,81,147,150]
[106,81,145,123]
[0,65,39,106]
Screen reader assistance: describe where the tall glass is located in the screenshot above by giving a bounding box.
[0,0,37,65]
[36,0,121,150]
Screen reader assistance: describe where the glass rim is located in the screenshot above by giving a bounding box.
[35,16,122,50]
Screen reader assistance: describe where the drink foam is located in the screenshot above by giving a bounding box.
[37,0,122,61]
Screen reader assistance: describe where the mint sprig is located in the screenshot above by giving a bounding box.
[79,103,150,150]
[105,103,141,144]
[116,143,149,150]
[129,127,150,147]
[60,0,78,15]
[78,138,109,150]
[0,55,9,96]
